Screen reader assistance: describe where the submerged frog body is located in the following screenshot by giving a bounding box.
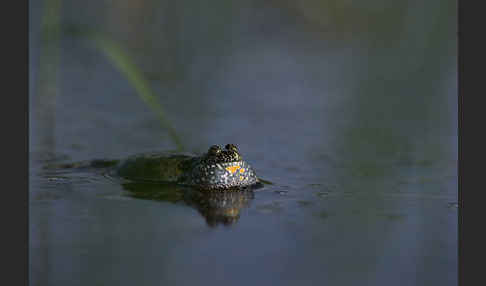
[115,144,259,190]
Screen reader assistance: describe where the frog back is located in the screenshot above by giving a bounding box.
[116,152,196,183]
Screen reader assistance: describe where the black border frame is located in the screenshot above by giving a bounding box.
[459,0,483,285]
[4,0,28,285]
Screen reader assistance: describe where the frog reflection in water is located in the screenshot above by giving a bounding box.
[122,182,255,226]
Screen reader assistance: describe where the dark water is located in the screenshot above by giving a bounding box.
[29,0,457,285]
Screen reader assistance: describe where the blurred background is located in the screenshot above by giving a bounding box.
[29,0,457,285]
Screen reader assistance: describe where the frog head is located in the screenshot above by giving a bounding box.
[189,144,258,190]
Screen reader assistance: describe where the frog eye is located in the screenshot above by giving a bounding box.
[225,144,238,152]
[208,145,222,155]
